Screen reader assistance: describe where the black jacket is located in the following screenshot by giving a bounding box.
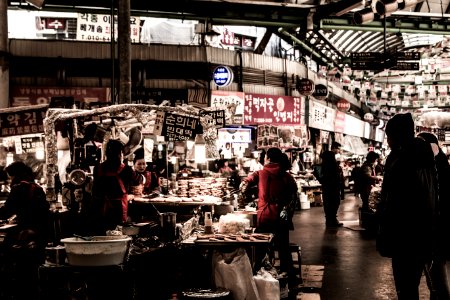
[377,137,438,259]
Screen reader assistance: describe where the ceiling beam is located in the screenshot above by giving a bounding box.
[319,17,450,35]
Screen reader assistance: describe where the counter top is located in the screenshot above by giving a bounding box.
[131,195,221,206]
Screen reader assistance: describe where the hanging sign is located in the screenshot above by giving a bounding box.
[76,13,140,43]
[296,78,315,96]
[200,110,226,129]
[21,136,43,154]
[0,105,47,138]
[243,94,304,125]
[213,66,234,87]
[210,91,244,125]
[364,112,374,122]
[153,111,199,141]
[336,99,351,112]
[312,84,328,100]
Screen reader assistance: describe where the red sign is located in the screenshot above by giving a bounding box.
[10,87,111,107]
[297,78,315,96]
[243,94,303,125]
[335,111,345,133]
[336,99,351,112]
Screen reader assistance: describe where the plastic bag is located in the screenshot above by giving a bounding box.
[212,248,260,300]
[254,268,280,300]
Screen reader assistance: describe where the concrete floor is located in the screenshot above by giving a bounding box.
[290,192,437,300]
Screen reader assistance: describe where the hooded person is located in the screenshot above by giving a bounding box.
[240,147,298,283]
[377,113,439,299]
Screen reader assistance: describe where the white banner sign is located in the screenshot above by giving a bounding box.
[308,100,335,132]
[343,114,365,137]
[76,13,140,43]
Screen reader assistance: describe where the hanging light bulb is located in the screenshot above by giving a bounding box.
[6,153,14,166]
[194,134,206,164]
[36,148,45,160]
[35,137,45,160]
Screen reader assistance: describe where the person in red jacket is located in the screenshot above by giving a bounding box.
[130,148,160,196]
[90,140,142,234]
[241,147,298,281]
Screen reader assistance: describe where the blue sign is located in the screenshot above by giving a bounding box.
[213,66,234,87]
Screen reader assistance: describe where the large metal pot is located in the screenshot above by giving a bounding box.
[160,212,177,242]
[213,204,234,218]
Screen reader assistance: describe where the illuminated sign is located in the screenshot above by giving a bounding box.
[213,66,234,87]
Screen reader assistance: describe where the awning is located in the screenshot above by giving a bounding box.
[342,135,367,156]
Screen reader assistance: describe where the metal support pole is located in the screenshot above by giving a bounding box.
[0,0,9,108]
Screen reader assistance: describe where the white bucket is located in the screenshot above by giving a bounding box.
[300,201,311,210]
[300,193,308,203]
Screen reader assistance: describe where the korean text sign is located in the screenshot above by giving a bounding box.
[0,106,47,138]
[154,111,199,141]
[76,13,140,43]
[243,93,304,125]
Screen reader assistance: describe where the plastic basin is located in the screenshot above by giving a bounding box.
[60,235,132,266]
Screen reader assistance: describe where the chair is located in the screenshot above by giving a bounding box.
[289,242,302,283]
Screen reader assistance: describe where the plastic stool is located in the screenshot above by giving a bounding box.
[289,243,302,281]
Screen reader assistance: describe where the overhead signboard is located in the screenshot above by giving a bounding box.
[391,62,420,71]
[296,78,315,96]
[153,111,199,141]
[351,52,382,61]
[312,84,328,100]
[76,13,140,43]
[0,105,47,138]
[10,87,111,107]
[213,66,234,87]
[200,110,226,129]
[351,61,383,70]
[243,94,304,125]
[210,90,244,124]
[395,52,420,61]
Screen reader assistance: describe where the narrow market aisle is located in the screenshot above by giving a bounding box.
[290,192,435,300]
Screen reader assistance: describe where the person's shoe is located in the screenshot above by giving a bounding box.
[326,220,343,227]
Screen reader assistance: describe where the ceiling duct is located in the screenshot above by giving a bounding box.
[335,0,366,16]
[26,0,44,8]
[353,7,375,24]
[373,0,398,16]
[397,0,424,10]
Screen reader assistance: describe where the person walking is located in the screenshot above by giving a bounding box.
[320,141,343,227]
[418,131,450,300]
[240,147,298,283]
[376,113,439,300]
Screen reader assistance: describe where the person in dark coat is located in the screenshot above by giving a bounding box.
[360,151,382,213]
[377,113,439,299]
[351,161,362,197]
[241,147,298,281]
[0,161,50,299]
[90,140,141,234]
[418,131,450,299]
[320,141,343,227]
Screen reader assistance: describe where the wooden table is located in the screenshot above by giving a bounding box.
[183,232,273,272]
